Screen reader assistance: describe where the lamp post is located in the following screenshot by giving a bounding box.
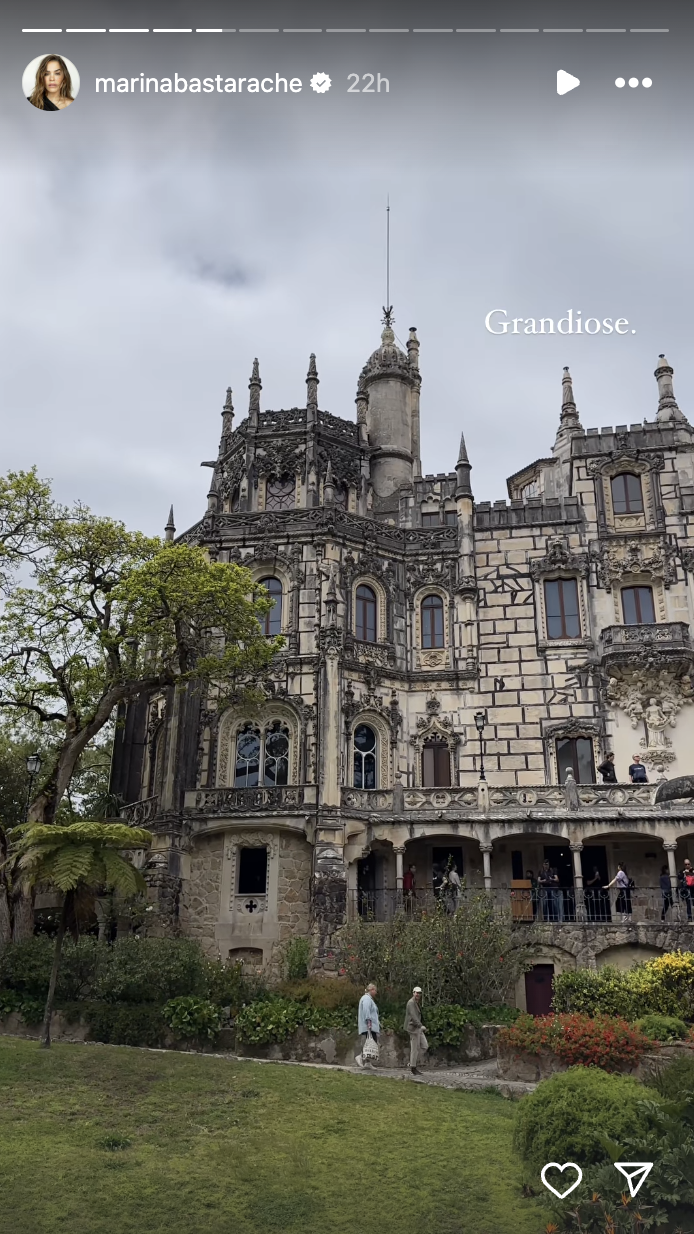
[25,752,42,822]
[474,711,486,782]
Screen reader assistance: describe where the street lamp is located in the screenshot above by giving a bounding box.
[25,752,42,822]
[474,711,486,782]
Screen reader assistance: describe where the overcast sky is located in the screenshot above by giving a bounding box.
[1,0,692,535]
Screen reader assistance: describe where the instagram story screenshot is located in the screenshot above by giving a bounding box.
[1,0,694,1231]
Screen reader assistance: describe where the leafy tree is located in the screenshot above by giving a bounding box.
[11,821,152,1047]
[0,468,52,590]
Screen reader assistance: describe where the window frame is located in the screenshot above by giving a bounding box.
[421,593,445,649]
[237,846,269,896]
[258,576,283,637]
[555,736,596,785]
[355,583,377,643]
[233,720,291,787]
[610,471,644,516]
[544,577,581,640]
[621,585,656,625]
[265,474,296,511]
[353,722,378,789]
[421,737,451,788]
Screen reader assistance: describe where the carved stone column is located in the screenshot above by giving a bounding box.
[479,842,493,892]
[570,841,585,920]
[663,840,678,892]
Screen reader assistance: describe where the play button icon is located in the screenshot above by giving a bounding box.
[557,69,580,95]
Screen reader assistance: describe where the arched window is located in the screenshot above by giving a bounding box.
[355,584,377,643]
[421,594,445,648]
[353,723,377,789]
[622,585,655,624]
[234,724,261,786]
[259,577,282,637]
[611,472,644,515]
[556,737,595,785]
[422,737,451,788]
[263,720,289,786]
[266,475,296,511]
[544,578,580,639]
[234,721,291,787]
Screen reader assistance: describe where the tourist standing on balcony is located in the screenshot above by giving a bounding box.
[442,862,462,913]
[355,983,380,1069]
[628,754,648,783]
[404,986,428,1076]
[660,865,675,920]
[605,863,632,923]
[679,858,694,922]
[585,866,605,921]
[597,752,617,783]
[403,864,416,913]
[538,860,561,921]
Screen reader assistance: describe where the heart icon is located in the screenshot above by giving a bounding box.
[540,1162,583,1199]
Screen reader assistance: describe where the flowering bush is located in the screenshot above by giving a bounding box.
[553,950,694,1020]
[162,996,222,1043]
[499,1012,650,1072]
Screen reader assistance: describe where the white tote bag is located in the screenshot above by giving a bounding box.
[362,1030,380,1062]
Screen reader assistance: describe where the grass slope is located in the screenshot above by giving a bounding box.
[0,1038,547,1234]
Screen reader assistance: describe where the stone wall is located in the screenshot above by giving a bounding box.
[178,833,223,956]
[275,832,312,957]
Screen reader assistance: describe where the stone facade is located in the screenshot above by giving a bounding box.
[111,315,694,994]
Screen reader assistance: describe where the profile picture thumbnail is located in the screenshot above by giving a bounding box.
[23,53,80,112]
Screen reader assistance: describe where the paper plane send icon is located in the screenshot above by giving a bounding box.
[557,70,580,95]
[614,1163,654,1198]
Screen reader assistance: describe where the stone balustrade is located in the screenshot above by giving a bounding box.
[184,784,316,814]
[120,796,159,825]
[600,621,693,671]
[341,782,660,813]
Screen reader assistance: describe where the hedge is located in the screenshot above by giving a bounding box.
[552,951,694,1020]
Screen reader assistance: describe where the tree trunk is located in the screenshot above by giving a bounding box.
[0,884,11,952]
[40,892,70,1049]
[12,889,35,942]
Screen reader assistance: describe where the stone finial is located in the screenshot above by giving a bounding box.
[560,366,582,430]
[455,430,473,498]
[306,353,319,423]
[219,387,234,453]
[206,468,220,513]
[355,378,368,425]
[655,354,686,422]
[323,459,335,506]
[248,358,261,426]
[164,505,175,542]
[407,326,420,371]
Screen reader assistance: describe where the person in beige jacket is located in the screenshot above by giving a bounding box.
[404,986,428,1075]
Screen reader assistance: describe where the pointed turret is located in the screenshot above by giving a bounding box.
[306,353,319,425]
[655,354,686,422]
[359,310,420,498]
[248,358,261,427]
[220,386,234,450]
[559,366,582,432]
[323,459,335,506]
[164,505,175,542]
[455,431,473,498]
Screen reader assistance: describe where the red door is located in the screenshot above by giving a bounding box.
[525,964,554,1016]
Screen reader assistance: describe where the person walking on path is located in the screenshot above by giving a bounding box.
[597,752,617,783]
[355,983,380,1068]
[404,986,428,1076]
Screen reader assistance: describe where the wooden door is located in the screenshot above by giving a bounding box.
[525,964,554,1016]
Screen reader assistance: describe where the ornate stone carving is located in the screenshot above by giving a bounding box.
[529,536,589,580]
[586,449,664,477]
[607,669,694,728]
[592,537,678,589]
[406,559,456,593]
[679,547,694,575]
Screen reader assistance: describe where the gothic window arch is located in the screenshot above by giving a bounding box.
[422,735,452,787]
[218,706,300,787]
[355,584,377,643]
[611,472,644,515]
[545,720,601,786]
[258,576,283,637]
[421,593,445,649]
[410,701,460,788]
[353,723,377,789]
[265,474,296,511]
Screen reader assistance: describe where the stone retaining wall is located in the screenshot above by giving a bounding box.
[497,1039,694,1083]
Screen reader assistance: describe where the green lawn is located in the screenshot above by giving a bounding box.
[0,1037,548,1234]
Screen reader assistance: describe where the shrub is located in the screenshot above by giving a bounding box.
[513,1066,662,1169]
[634,949,694,1018]
[340,895,531,1005]
[93,937,208,1004]
[499,1012,650,1072]
[553,950,694,1020]
[276,979,362,1011]
[75,1002,167,1048]
[202,959,266,1012]
[552,964,638,1019]
[284,937,311,981]
[234,997,357,1044]
[162,996,222,1043]
[646,1051,694,1099]
[635,1013,689,1042]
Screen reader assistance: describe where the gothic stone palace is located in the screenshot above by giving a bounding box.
[112,317,694,1010]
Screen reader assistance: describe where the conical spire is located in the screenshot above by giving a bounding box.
[164,505,175,542]
[248,358,261,426]
[406,326,420,370]
[219,387,234,453]
[560,366,582,430]
[455,431,473,497]
[306,353,319,423]
[655,354,686,422]
[323,459,335,506]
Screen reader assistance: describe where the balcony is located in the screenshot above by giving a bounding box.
[600,621,693,673]
[184,785,316,815]
[341,783,659,815]
[348,885,692,926]
[120,796,158,826]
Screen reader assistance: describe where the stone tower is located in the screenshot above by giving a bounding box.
[359,311,422,498]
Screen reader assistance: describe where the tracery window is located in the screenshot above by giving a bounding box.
[355,584,377,643]
[265,475,296,511]
[422,737,451,788]
[544,578,580,639]
[421,594,445,649]
[622,585,655,624]
[234,721,290,787]
[611,472,644,515]
[353,723,377,789]
[258,577,282,637]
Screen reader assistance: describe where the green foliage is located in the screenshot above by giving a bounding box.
[513,1066,662,1169]
[553,950,694,1021]
[13,821,151,895]
[500,1012,650,1071]
[283,936,311,981]
[276,978,362,1011]
[0,987,43,1024]
[646,1052,694,1099]
[234,997,356,1044]
[340,895,530,1005]
[74,1001,167,1048]
[202,957,266,1012]
[635,1012,689,1041]
[162,996,222,1042]
[425,1003,472,1048]
[93,937,210,1005]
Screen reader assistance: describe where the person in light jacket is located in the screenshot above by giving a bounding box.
[404,986,428,1076]
[355,983,380,1068]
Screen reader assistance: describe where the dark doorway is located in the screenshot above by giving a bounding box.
[238,847,268,896]
[581,844,611,922]
[357,854,384,918]
[525,964,554,1016]
[544,844,575,921]
[432,846,463,874]
[511,850,524,880]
